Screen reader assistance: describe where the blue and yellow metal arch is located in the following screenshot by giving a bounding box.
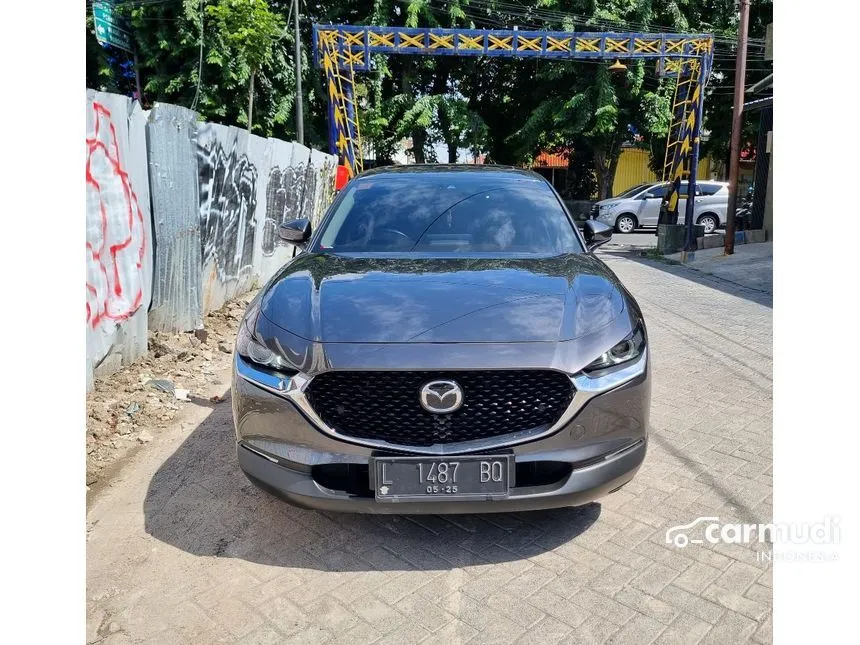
[313,24,713,249]
[314,25,713,69]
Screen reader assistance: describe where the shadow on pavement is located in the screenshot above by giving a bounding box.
[143,393,601,571]
[649,433,767,525]
[599,249,773,309]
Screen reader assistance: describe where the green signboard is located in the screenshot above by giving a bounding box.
[93,1,133,53]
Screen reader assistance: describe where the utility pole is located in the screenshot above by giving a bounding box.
[724,0,750,255]
[247,71,255,132]
[133,47,143,104]
[293,0,304,144]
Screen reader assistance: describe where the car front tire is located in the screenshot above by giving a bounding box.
[697,214,718,234]
[615,214,637,234]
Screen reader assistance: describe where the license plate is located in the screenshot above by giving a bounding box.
[372,455,511,501]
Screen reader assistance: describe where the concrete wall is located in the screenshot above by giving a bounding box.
[86,90,337,389]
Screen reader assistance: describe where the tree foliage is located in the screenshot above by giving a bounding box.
[205,0,285,128]
[206,0,284,73]
[86,0,772,193]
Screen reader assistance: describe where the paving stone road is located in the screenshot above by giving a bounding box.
[86,250,773,645]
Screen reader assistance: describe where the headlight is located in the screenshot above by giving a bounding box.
[584,323,645,373]
[235,303,293,372]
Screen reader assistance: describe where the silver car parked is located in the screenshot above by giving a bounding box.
[592,180,729,234]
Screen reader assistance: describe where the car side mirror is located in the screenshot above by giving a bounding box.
[278,218,311,246]
[642,192,656,199]
[583,220,613,252]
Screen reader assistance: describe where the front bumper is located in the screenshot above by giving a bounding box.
[237,437,646,514]
[231,354,650,514]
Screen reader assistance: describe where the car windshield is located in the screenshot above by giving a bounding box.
[614,183,652,199]
[315,171,583,255]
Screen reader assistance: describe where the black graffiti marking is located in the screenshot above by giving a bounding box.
[318,159,337,222]
[198,139,258,280]
[300,161,318,228]
[262,163,304,257]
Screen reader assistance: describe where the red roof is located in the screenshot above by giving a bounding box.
[531,151,569,168]
[740,146,757,161]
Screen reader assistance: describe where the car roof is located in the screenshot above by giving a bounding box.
[654,180,727,185]
[357,164,543,180]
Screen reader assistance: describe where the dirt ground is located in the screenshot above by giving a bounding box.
[86,291,257,491]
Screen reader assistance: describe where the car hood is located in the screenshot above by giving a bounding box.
[258,253,626,344]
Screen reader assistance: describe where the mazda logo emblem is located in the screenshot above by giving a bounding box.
[420,380,463,414]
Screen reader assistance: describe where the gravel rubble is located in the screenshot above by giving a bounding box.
[86,292,256,487]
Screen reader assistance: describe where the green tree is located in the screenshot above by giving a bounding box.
[348,0,493,164]
[87,0,299,140]
[206,0,285,131]
[86,0,772,178]
[86,14,131,96]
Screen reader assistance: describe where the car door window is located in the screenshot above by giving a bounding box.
[615,183,651,198]
[698,183,724,196]
[645,185,667,199]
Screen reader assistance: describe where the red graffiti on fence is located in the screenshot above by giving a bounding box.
[86,101,147,329]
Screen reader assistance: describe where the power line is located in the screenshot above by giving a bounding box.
[86,0,181,7]
[422,0,764,46]
[407,0,767,66]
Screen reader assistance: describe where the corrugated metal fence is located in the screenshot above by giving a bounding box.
[86,90,337,389]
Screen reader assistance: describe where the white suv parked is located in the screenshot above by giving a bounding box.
[591,181,729,234]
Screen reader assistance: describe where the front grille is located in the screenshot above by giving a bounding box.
[305,370,574,447]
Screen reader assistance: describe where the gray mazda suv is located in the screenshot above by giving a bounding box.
[232,165,650,513]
